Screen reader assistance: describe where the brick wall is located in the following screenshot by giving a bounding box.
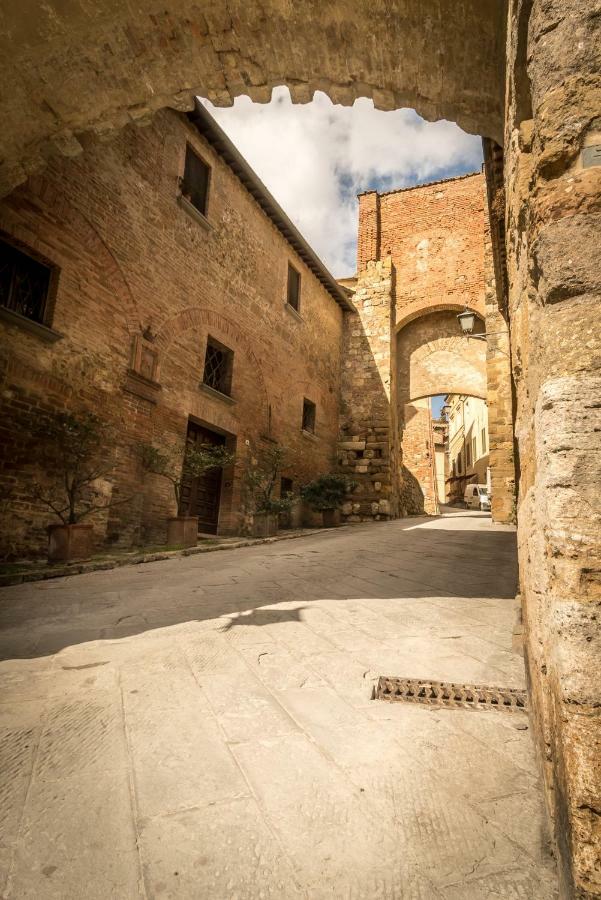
[347,171,515,521]
[0,109,343,558]
[377,173,487,328]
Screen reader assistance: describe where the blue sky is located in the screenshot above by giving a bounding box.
[204,87,483,277]
[431,395,447,418]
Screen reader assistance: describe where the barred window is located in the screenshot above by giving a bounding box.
[302,398,316,434]
[202,337,233,396]
[181,145,210,216]
[287,264,301,312]
[0,239,52,324]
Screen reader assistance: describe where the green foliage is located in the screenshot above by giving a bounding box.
[140,440,235,513]
[29,410,118,524]
[242,443,291,515]
[300,473,353,511]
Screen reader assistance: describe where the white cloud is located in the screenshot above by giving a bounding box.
[203,88,482,278]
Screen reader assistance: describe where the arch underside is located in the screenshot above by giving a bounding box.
[397,312,487,404]
[0,0,506,197]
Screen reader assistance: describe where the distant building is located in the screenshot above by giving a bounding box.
[432,418,448,507]
[445,395,490,503]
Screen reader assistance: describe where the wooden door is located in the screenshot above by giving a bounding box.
[180,422,225,534]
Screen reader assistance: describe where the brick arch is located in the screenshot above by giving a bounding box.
[395,302,485,334]
[7,176,142,335]
[397,310,487,402]
[155,305,270,412]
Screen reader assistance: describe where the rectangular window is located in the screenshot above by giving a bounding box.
[181,145,210,216]
[481,427,487,453]
[302,398,316,434]
[466,442,472,468]
[472,436,477,464]
[0,239,52,324]
[202,336,233,396]
[287,263,301,312]
[457,450,462,474]
[280,476,293,497]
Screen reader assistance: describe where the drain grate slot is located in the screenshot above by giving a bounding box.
[375,676,528,712]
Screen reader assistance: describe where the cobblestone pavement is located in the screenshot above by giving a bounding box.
[0,513,558,899]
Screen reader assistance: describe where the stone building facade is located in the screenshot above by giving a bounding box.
[340,172,515,522]
[446,394,490,503]
[0,103,350,558]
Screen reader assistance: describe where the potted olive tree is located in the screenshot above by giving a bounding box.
[242,443,293,537]
[301,474,353,528]
[30,410,120,562]
[140,441,234,547]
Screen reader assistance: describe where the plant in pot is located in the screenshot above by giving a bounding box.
[29,410,122,563]
[242,442,292,537]
[140,440,234,547]
[300,473,354,528]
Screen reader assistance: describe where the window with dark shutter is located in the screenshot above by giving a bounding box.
[181,145,210,216]
[0,239,52,324]
[302,398,316,434]
[202,337,234,396]
[287,264,301,312]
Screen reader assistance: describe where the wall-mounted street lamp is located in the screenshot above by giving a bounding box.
[457,308,508,349]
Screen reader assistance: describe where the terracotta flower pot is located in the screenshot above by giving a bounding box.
[321,508,340,528]
[252,513,278,538]
[47,523,94,563]
[167,516,199,548]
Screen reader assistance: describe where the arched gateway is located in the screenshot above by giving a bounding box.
[339,172,513,521]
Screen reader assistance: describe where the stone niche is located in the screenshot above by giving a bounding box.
[124,333,162,403]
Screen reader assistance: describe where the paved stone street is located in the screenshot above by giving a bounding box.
[0,513,557,899]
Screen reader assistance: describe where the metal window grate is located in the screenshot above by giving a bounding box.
[203,338,233,395]
[374,675,528,712]
[0,240,51,323]
[302,398,316,433]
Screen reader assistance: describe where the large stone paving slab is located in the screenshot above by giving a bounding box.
[0,513,558,898]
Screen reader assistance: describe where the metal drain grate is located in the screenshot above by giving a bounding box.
[375,676,528,712]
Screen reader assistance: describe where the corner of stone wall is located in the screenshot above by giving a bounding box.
[338,255,398,523]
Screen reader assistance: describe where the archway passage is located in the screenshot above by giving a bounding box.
[396,310,492,515]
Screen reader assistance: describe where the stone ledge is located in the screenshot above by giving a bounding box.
[284,302,303,322]
[177,194,213,231]
[198,382,236,405]
[123,369,162,403]
[0,306,63,342]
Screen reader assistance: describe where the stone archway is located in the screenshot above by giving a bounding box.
[396,310,488,515]
[0,1,507,197]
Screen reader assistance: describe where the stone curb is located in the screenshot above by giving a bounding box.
[0,526,350,588]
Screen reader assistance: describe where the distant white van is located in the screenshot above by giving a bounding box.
[464,483,491,511]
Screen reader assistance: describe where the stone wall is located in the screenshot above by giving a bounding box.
[504,2,601,894]
[338,258,396,522]
[0,108,343,558]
